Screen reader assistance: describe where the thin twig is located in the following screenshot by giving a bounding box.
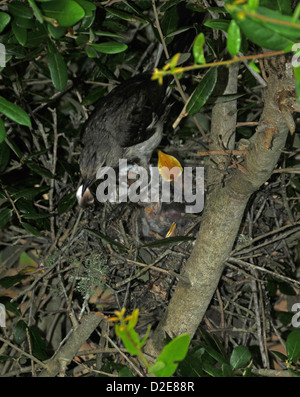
[0,336,47,370]
[228,257,300,288]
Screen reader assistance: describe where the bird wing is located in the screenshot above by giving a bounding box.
[82,74,167,148]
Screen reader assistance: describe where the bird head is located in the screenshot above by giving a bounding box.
[76,177,95,208]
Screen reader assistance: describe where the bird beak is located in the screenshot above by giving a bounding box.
[82,178,91,196]
[76,178,95,208]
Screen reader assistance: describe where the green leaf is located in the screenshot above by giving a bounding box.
[150,334,190,377]
[202,361,223,377]
[211,333,228,361]
[248,0,259,11]
[28,0,44,24]
[161,5,179,38]
[89,42,128,54]
[12,186,49,200]
[257,7,300,40]
[95,30,124,39]
[46,44,68,91]
[222,362,234,377]
[12,20,27,46]
[142,235,195,248]
[294,66,300,103]
[0,118,6,143]
[13,16,35,29]
[22,213,52,220]
[14,320,28,345]
[177,345,205,377]
[28,326,50,360]
[292,3,300,21]
[0,208,13,228]
[26,162,53,178]
[5,137,24,159]
[85,45,98,58]
[0,96,31,126]
[193,33,206,64]
[21,222,41,237]
[0,297,21,317]
[75,34,89,45]
[139,325,151,349]
[8,1,33,19]
[203,344,228,365]
[47,23,67,39]
[84,228,128,252]
[270,350,288,362]
[118,366,134,377]
[122,1,152,24]
[230,346,251,370]
[105,7,146,24]
[249,60,260,73]
[0,141,10,173]
[115,324,141,355]
[278,280,296,295]
[227,19,241,56]
[0,12,11,33]
[204,19,230,32]
[227,5,295,50]
[187,67,218,115]
[286,329,300,364]
[26,24,48,48]
[41,0,85,27]
[0,274,27,288]
[74,0,96,15]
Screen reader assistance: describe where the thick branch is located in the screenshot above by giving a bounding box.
[39,313,104,377]
[145,57,297,357]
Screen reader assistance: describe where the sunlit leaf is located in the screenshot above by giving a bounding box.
[227,19,241,56]
[41,0,85,27]
[286,329,300,364]
[193,33,206,64]
[0,12,11,33]
[158,150,183,182]
[150,334,190,377]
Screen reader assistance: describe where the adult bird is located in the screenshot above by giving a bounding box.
[76,5,199,208]
[77,72,168,207]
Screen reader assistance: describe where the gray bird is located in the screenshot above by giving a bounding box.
[76,5,200,208]
[77,73,168,207]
